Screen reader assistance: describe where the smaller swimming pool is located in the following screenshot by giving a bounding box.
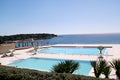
[38,47,106,54]
[8,57,92,75]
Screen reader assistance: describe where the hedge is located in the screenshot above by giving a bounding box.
[0,66,114,80]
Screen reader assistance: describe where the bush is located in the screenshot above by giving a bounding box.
[0,65,114,80]
[51,60,79,73]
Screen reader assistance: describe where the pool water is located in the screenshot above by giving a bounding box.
[8,57,92,75]
[38,47,106,54]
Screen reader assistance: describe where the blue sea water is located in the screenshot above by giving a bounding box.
[46,34,120,44]
[15,33,120,47]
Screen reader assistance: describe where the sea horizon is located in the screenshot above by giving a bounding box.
[57,33,120,36]
[46,33,120,44]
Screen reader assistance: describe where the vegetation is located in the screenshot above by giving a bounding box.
[91,60,111,79]
[0,65,112,80]
[91,59,120,79]
[91,61,101,78]
[51,60,79,74]
[0,33,57,44]
[110,59,120,79]
[102,66,111,79]
[0,36,4,44]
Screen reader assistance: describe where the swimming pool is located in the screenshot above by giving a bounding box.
[38,47,106,54]
[8,57,92,75]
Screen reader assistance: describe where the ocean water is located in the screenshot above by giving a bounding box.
[16,34,120,47]
[46,34,120,44]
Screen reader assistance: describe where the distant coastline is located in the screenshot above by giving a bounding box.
[0,33,57,44]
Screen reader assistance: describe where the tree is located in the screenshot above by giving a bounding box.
[110,59,120,79]
[102,66,111,79]
[51,60,79,74]
[91,61,101,78]
[0,36,4,44]
[91,60,111,78]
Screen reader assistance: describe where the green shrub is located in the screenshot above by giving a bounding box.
[0,65,114,80]
[51,60,79,73]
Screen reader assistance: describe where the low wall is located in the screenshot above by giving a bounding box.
[0,43,15,54]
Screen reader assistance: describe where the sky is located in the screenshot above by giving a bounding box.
[0,0,120,35]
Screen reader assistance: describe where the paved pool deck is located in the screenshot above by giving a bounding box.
[0,44,120,79]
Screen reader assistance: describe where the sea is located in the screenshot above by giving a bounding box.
[46,33,120,44]
[16,33,120,47]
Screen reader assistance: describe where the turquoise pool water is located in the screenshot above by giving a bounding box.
[8,57,92,75]
[38,47,106,54]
